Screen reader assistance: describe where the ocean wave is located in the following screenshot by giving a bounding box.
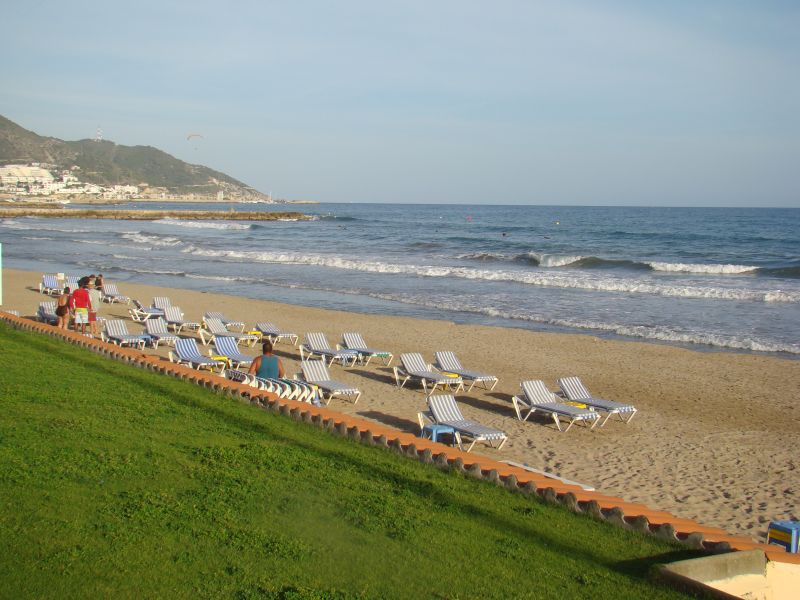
[0,218,92,233]
[648,262,759,274]
[180,246,800,303]
[23,236,55,241]
[122,232,184,247]
[185,273,258,283]
[520,252,585,267]
[153,218,252,230]
[457,252,507,262]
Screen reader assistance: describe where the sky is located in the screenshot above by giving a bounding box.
[1,1,798,206]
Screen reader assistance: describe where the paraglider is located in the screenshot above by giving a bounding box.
[186,133,204,150]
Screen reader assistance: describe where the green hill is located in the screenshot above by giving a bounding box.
[0,115,265,198]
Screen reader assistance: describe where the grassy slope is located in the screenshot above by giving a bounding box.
[0,323,701,599]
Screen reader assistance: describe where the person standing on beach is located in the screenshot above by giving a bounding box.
[86,278,103,336]
[56,286,71,330]
[69,280,92,335]
[249,340,285,379]
[95,274,104,294]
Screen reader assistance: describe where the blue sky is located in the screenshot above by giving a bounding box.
[2,1,798,206]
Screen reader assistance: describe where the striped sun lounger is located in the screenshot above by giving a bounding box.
[558,376,637,426]
[394,353,464,394]
[170,338,226,372]
[341,332,393,366]
[103,319,150,350]
[144,318,179,348]
[428,394,508,452]
[434,351,498,392]
[199,317,259,346]
[255,322,298,346]
[300,332,359,367]
[299,360,361,405]
[164,306,200,333]
[513,380,600,432]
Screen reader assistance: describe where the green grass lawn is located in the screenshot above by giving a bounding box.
[0,322,703,599]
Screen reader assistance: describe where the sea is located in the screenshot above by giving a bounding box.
[2,203,799,357]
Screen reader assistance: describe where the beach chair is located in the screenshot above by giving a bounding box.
[39,274,62,295]
[211,336,254,368]
[204,311,245,332]
[341,332,393,366]
[255,376,318,403]
[103,319,150,350]
[558,376,638,426]
[170,338,226,372]
[434,351,498,392]
[428,394,508,452]
[37,301,59,325]
[164,306,200,333]
[299,360,361,405]
[3,310,20,317]
[199,317,259,347]
[65,275,80,291]
[152,297,172,311]
[255,322,298,346]
[144,318,179,348]
[102,282,130,304]
[513,380,600,432]
[393,353,464,394]
[300,332,360,367]
[129,299,164,322]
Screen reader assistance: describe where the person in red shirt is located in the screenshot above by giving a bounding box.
[69,281,93,334]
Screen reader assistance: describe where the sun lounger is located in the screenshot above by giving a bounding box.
[513,380,600,432]
[557,376,638,426]
[427,394,508,452]
[211,336,254,368]
[152,297,172,311]
[299,360,361,405]
[199,317,259,346]
[65,275,80,291]
[144,318,179,348]
[341,332,393,366]
[204,311,245,332]
[255,322,298,346]
[39,274,62,295]
[3,310,20,317]
[102,282,130,304]
[300,332,360,367]
[226,367,317,404]
[170,338,226,372]
[103,319,150,350]
[37,301,59,325]
[434,351,498,392]
[164,306,200,333]
[393,353,464,394]
[129,299,164,322]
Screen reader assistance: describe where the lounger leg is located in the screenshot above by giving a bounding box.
[553,414,564,432]
[600,411,613,427]
[467,380,476,393]
[623,410,637,424]
[489,379,498,391]
[453,431,464,452]
[496,437,507,450]
[465,439,477,452]
[352,391,361,405]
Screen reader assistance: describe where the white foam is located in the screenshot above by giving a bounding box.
[122,232,184,247]
[526,252,585,267]
[180,246,800,303]
[153,218,252,230]
[0,218,93,233]
[648,262,758,274]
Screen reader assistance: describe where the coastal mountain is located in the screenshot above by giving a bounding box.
[0,115,267,200]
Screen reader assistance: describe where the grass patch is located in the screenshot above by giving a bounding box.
[0,322,702,598]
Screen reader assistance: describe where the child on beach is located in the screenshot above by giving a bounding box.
[56,286,71,330]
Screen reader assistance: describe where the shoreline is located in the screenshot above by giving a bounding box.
[3,267,798,540]
[0,208,310,220]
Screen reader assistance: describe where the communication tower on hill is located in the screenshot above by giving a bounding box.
[94,127,103,142]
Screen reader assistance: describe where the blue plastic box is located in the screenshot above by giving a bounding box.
[767,520,800,553]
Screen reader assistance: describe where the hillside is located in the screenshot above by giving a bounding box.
[0,115,266,199]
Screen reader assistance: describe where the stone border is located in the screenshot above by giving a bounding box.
[2,311,798,566]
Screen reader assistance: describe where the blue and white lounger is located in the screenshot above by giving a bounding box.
[204,311,245,332]
[513,380,600,432]
[299,360,361,405]
[434,351,498,392]
[39,274,62,295]
[212,336,254,368]
[255,322,298,346]
[394,353,464,395]
[428,394,508,452]
[102,283,130,304]
[300,333,359,367]
[170,338,226,372]
[199,317,259,346]
[103,319,150,350]
[144,318,179,348]
[558,376,637,426]
[164,306,200,333]
[37,301,59,325]
[129,299,164,322]
[341,332,393,366]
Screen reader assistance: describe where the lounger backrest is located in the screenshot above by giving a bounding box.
[145,318,169,335]
[342,332,367,349]
[176,338,202,360]
[42,274,59,288]
[204,317,227,334]
[558,377,591,401]
[39,301,56,315]
[301,360,330,383]
[214,336,240,356]
[205,311,224,321]
[225,369,250,384]
[305,332,331,351]
[105,319,130,337]
[434,351,462,372]
[66,276,80,289]
[256,322,278,334]
[152,297,172,310]
[521,380,559,406]
[164,306,183,322]
[400,353,429,373]
[104,283,120,296]
[428,394,465,423]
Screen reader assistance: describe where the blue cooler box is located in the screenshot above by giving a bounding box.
[767,520,800,553]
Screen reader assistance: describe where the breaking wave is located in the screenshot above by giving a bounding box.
[180,246,800,303]
[648,262,758,274]
[153,219,252,230]
[122,232,184,247]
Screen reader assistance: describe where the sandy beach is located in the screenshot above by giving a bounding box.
[4,267,798,541]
